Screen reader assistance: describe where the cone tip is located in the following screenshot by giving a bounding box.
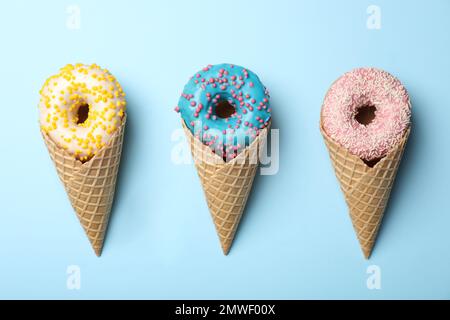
[362,248,372,259]
[221,244,231,256]
[94,246,103,257]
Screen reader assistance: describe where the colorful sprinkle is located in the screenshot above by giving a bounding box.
[321,67,411,161]
[176,64,271,161]
[39,63,126,162]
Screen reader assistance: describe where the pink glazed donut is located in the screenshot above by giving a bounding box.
[321,68,411,161]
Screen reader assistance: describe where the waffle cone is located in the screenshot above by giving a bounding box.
[182,121,269,255]
[320,122,410,259]
[41,117,126,256]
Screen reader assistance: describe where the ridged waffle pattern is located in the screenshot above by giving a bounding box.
[42,118,126,256]
[321,125,409,258]
[183,121,269,255]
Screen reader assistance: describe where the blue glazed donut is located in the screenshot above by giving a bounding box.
[176,64,271,161]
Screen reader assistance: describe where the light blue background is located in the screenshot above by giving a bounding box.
[0,0,449,299]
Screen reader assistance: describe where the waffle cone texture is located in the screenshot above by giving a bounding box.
[320,121,410,259]
[182,121,269,255]
[41,117,126,256]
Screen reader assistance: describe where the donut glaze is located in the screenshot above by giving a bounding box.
[176,64,271,161]
[321,68,411,161]
[39,63,126,162]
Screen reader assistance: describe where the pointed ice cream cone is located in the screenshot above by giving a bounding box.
[320,122,410,259]
[182,121,269,255]
[41,117,126,256]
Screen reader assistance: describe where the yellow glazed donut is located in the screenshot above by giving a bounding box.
[39,63,126,162]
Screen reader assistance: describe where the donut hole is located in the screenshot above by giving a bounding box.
[215,100,236,119]
[355,105,376,126]
[76,103,90,124]
[363,157,383,168]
